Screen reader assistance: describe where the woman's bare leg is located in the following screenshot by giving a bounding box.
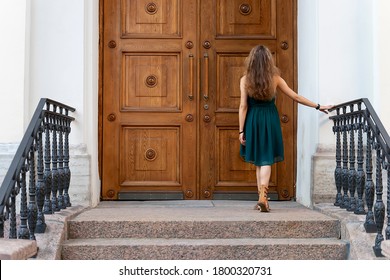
[256,165,271,187]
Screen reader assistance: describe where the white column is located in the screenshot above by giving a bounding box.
[84,0,100,207]
[296,0,320,207]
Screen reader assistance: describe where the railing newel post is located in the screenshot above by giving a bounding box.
[57,110,65,210]
[385,162,390,240]
[348,113,357,212]
[373,147,385,257]
[355,113,366,215]
[334,116,343,206]
[51,109,60,212]
[64,116,72,207]
[364,123,376,233]
[43,114,53,214]
[341,106,350,209]
[35,122,46,233]
[18,166,29,239]
[0,215,4,238]
[27,147,38,240]
[9,183,17,239]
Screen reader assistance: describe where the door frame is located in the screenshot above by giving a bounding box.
[97,0,298,200]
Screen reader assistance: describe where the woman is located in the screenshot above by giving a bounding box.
[239,45,333,212]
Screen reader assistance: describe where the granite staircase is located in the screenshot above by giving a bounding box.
[61,200,349,260]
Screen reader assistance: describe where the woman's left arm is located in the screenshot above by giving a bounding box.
[239,76,248,145]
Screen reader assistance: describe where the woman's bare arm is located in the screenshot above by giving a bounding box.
[275,76,333,113]
[239,76,248,145]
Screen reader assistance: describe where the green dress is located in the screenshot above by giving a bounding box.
[240,96,284,166]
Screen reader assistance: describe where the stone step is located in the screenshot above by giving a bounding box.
[0,239,38,260]
[61,237,349,260]
[68,219,341,239]
[67,201,341,239]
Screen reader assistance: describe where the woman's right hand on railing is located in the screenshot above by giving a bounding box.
[319,105,334,114]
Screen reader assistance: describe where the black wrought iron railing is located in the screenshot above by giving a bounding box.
[0,98,75,240]
[329,98,389,257]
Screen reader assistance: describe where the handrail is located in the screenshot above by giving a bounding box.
[0,98,75,240]
[329,98,389,257]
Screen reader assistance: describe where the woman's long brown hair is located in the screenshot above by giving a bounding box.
[244,45,280,100]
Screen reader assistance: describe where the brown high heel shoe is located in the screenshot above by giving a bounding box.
[258,185,270,212]
[253,191,261,210]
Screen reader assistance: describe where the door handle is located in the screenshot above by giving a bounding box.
[188,54,194,100]
[203,53,209,100]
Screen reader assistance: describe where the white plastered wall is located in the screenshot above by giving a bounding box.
[0,0,28,184]
[373,0,390,131]
[0,0,27,143]
[297,0,376,207]
[27,0,92,206]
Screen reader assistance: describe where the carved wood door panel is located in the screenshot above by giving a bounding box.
[101,0,296,200]
[198,0,296,200]
[102,0,198,200]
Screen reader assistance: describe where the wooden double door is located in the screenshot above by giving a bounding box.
[101,0,296,200]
